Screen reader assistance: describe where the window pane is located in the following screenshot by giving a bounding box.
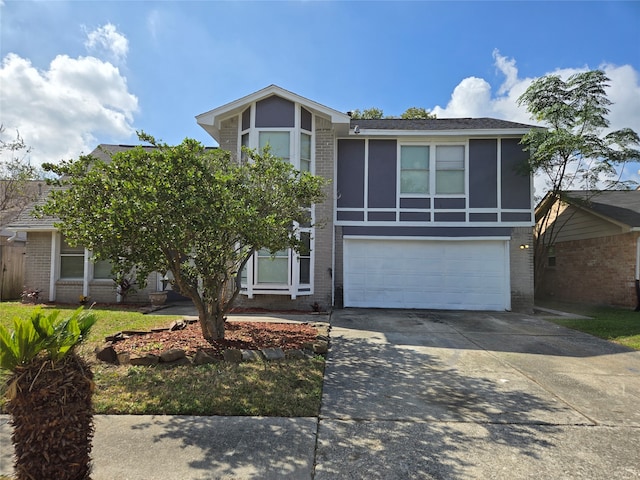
[259,132,290,161]
[401,146,429,169]
[299,232,311,256]
[257,257,288,283]
[61,237,83,254]
[61,256,84,279]
[299,258,310,284]
[401,170,429,194]
[241,133,249,161]
[436,170,465,194]
[300,133,311,160]
[300,133,311,172]
[93,260,112,279]
[436,145,464,169]
[257,249,288,284]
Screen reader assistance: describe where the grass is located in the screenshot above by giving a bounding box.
[537,300,640,350]
[0,301,326,416]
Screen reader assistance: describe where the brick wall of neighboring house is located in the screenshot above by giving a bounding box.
[540,231,640,308]
[509,227,535,313]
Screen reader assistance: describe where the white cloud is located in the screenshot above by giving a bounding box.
[432,51,640,196]
[84,23,129,64]
[0,29,138,167]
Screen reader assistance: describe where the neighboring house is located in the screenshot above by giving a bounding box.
[9,85,536,312]
[535,190,640,308]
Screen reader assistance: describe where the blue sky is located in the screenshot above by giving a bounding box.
[1,0,639,188]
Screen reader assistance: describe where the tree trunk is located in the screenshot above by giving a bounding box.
[198,307,226,342]
[8,353,94,480]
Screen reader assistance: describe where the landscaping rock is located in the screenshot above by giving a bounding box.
[95,344,118,364]
[241,349,264,362]
[160,349,186,363]
[105,332,125,342]
[285,349,305,359]
[169,320,187,331]
[117,352,131,365]
[223,349,243,363]
[193,350,217,365]
[312,340,329,354]
[261,348,285,361]
[164,357,192,367]
[129,354,160,366]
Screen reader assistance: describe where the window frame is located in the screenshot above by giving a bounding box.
[398,141,467,198]
[237,102,316,297]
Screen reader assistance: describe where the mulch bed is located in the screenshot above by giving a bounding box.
[111,321,319,359]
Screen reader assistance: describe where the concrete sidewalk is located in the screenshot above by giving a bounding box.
[2,308,640,479]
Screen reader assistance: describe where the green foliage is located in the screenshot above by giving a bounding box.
[0,307,96,371]
[37,132,327,340]
[518,70,640,192]
[0,125,39,213]
[401,107,436,119]
[350,107,384,119]
[350,107,436,120]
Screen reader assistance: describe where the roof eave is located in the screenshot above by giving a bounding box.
[196,84,351,143]
[349,128,533,137]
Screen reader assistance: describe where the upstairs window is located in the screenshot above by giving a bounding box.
[300,133,311,172]
[400,146,430,195]
[259,131,290,162]
[435,145,465,194]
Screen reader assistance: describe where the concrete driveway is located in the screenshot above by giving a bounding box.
[315,308,640,479]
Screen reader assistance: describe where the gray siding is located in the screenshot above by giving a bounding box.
[501,138,531,209]
[367,140,397,208]
[337,139,365,208]
[545,203,624,243]
[469,139,498,208]
[255,96,295,128]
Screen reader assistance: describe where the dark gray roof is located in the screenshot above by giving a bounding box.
[350,117,538,131]
[564,190,640,228]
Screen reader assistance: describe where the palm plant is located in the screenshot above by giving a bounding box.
[0,307,97,480]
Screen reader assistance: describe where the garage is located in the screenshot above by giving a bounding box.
[343,238,510,311]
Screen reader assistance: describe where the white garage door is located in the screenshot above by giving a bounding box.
[343,238,510,311]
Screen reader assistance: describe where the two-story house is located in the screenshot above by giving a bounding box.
[10,85,535,312]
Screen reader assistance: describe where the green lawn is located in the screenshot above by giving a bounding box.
[537,300,640,350]
[0,302,326,416]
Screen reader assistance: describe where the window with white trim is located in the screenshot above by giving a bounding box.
[59,235,111,281]
[400,145,430,195]
[435,145,465,194]
[237,103,316,297]
[60,237,84,279]
[259,131,290,162]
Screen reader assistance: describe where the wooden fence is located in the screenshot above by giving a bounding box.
[0,241,26,301]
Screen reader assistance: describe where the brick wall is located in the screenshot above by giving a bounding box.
[509,227,534,313]
[25,232,52,301]
[219,117,239,161]
[540,232,639,308]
